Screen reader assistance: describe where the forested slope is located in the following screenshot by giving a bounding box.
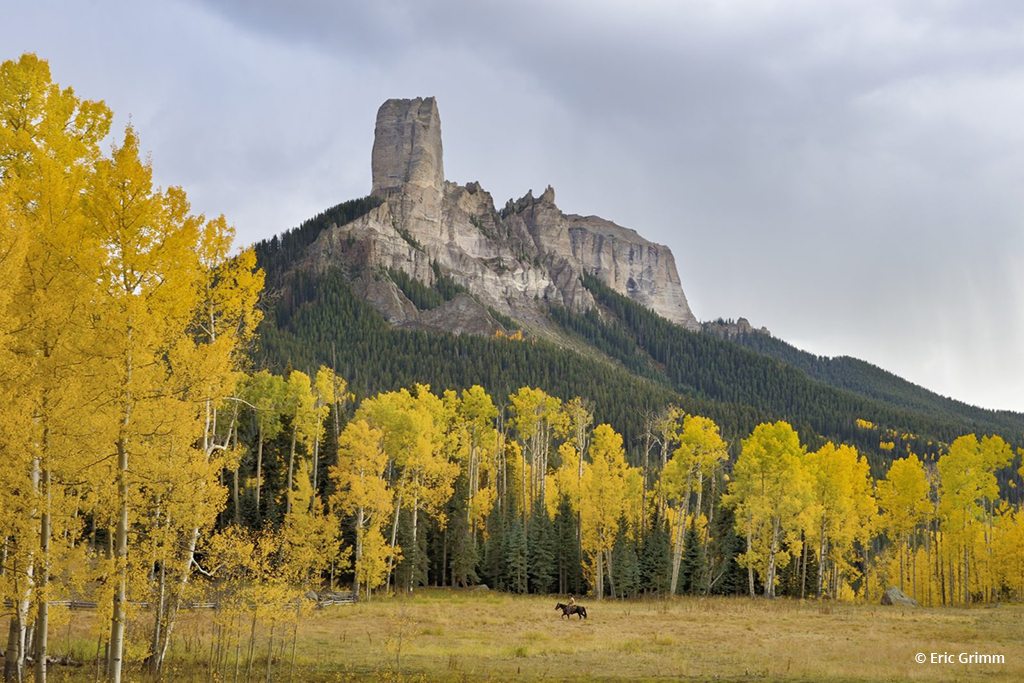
[253,203,1024,467]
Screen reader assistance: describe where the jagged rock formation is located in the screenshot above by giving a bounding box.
[303,96,700,334]
[703,317,771,339]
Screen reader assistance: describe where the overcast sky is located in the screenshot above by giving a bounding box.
[5,0,1023,412]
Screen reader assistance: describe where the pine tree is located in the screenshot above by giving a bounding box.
[505,515,528,594]
[639,510,671,595]
[553,496,582,595]
[447,488,478,587]
[528,509,556,594]
[612,517,640,598]
[481,507,506,590]
[705,504,745,596]
[678,523,705,595]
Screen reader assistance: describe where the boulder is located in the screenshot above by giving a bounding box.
[880,587,918,607]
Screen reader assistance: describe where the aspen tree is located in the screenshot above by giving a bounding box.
[578,424,634,598]
[804,442,876,599]
[725,421,810,598]
[877,453,931,596]
[149,213,262,675]
[280,464,344,586]
[508,388,568,518]
[937,434,1012,605]
[240,370,287,516]
[86,123,260,681]
[458,386,499,541]
[330,419,394,598]
[309,366,340,495]
[356,386,457,592]
[283,371,317,514]
[0,53,112,683]
[658,415,728,595]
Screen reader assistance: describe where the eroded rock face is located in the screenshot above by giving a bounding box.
[305,97,699,332]
[505,187,699,329]
[371,97,444,197]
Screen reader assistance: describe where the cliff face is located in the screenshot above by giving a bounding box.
[304,97,700,333]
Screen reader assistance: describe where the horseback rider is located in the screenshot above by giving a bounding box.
[568,594,576,608]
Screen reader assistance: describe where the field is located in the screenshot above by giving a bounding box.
[9,591,1022,682]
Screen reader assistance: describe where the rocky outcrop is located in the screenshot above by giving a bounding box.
[304,97,700,333]
[703,317,771,339]
[371,97,444,197]
[880,587,918,607]
[504,187,699,329]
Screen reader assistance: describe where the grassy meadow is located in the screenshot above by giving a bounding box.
[10,591,1021,682]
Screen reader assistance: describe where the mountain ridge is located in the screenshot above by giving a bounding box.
[249,97,1023,465]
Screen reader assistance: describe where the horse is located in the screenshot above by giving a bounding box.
[555,602,588,619]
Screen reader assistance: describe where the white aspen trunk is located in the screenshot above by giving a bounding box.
[255,429,264,514]
[311,426,320,496]
[669,505,686,595]
[910,532,918,602]
[521,449,528,523]
[669,473,693,595]
[355,506,365,599]
[232,469,241,525]
[35,464,51,683]
[596,548,604,600]
[154,406,234,674]
[605,548,615,599]
[538,424,548,510]
[817,517,828,598]
[5,550,33,683]
[800,533,808,600]
[148,554,166,675]
[765,516,780,598]
[108,436,129,683]
[467,441,476,536]
[897,532,905,593]
[746,515,755,598]
[694,469,704,526]
[286,428,297,514]
[386,494,403,592]
[701,471,717,595]
[231,409,241,524]
[409,492,419,593]
[963,541,970,606]
[155,528,199,671]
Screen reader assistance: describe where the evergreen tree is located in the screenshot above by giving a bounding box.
[505,515,529,594]
[481,506,507,590]
[706,505,747,596]
[448,507,478,587]
[612,516,641,598]
[678,522,706,595]
[639,509,671,595]
[395,507,429,591]
[553,496,583,595]
[528,510,556,594]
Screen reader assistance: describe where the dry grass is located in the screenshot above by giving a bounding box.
[11,591,1023,681]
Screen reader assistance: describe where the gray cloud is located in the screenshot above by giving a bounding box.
[4,0,1022,410]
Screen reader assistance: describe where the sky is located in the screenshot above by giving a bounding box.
[4,0,1023,412]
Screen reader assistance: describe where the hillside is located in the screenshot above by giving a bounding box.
[252,202,1023,470]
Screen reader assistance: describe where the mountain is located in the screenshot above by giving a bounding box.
[252,97,1024,467]
[297,96,698,336]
